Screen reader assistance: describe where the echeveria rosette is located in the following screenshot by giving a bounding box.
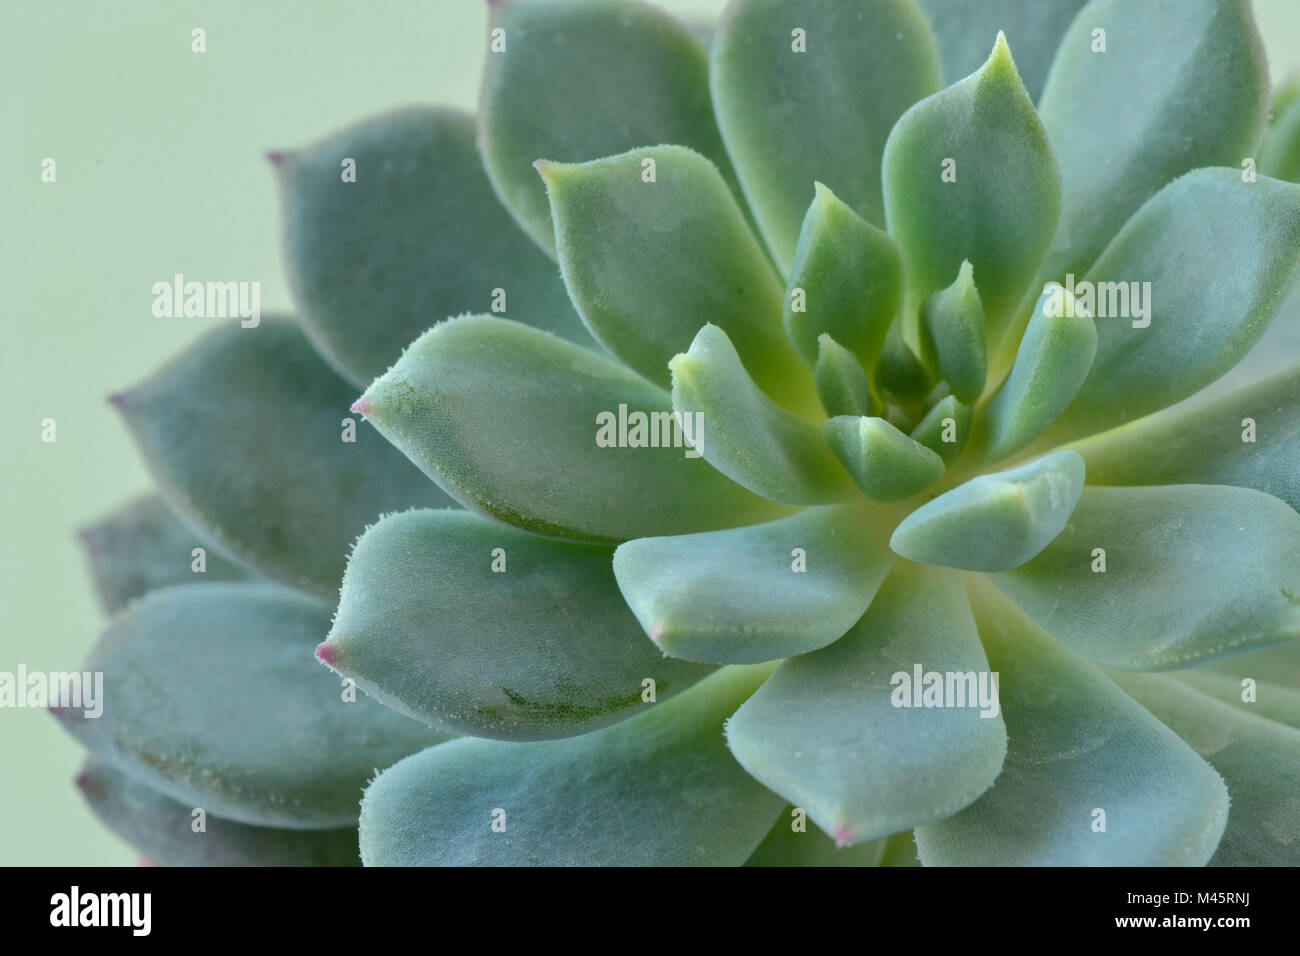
[63,0,1300,867]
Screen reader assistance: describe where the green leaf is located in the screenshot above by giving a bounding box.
[479,0,739,255]
[890,450,1084,572]
[322,509,712,739]
[882,33,1061,347]
[1204,640,1300,689]
[783,183,903,370]
[993,485,1300,670]
[879,830,922,866]
[358,665,785,865]
[910,395,971,463]
[52,583,449,829]
[112,319,453,598]
[612,503,894,664]
[540,146,812,410]
[874,324,935,403]
[915,584,1228,866]
[711,0,941,270]
[727,563,1006,847]
[814,334,874,419]
[1035,0,1269,282]
[915,0,1087,102]
[822,416,945,502]
[274,106,587,387]
[918,260,986,404]
[1173,669,1300,733]
[745,807,887,867]
[76,760,360,867]
[1048,170,1300,443]
[969,283,1095,462]
[1109,672,1300,866]
[670,324,855,504]
[1260,95,1300,183]
[1076,366,1300,513]
[78,495,255,614]
[357,315,787,543]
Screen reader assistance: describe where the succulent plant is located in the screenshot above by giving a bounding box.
[60,0,1300,867]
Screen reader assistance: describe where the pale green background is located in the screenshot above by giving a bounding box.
[2,0,1297,865]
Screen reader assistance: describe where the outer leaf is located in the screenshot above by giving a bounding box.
[613,503,894,664]
[1173,670,1300,733]
[993,485,1300,670]
[357,316,786,543]
[78,495,254,614]
[918,259,985,404]
[910,395,971,463]
[479,0,739,255]
[1048,170,1300,443]
[745,807,887,867]
[52,583,449,829]
[670,324,855,504]
[76,760,360,867]
[727,563,1007,847]
[541,147,811,409]
[112,319,452,598]
[814,334,873,419]
[322,509,712,739]
[915,0,1087,102]
[890,450,1085,572]
[1035,0,1269,282]
[711,0,941,270]
[275,106,586,387]
[1260,95,1300,183]
[915,585,1228,866]
[822,416,945,502]
[882,34,1061,346]
[1110,672,1300,866]
[358,666,785,866]
[1078,367,1300,522]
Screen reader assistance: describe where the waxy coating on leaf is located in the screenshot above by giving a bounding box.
[1174,669,1300,733]
[1261,93,1300,183]
[910,394,971,462]
[918,259,986,404]
[814,334,875,419]
[322,508,713,740]
[822,415,945,502]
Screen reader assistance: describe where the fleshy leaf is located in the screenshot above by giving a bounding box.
[76,760,359,867]
[727,563,1007,847]
[1110,672,1300,866]
[915,0,1087,102]
[1077,365,1300,514]
[710,0,941,270]
[612,503,894,664]
[874,325,934,404]
[745,807,887,867]
[890,450,1085,572]
[918,259,985,404]
[1173,670,1300,733]
[993,485,1300,670]
[969,283,1095,462]
[112,319,453,598]
[1035,0,1269,282]
[822,416,945,502]
[1204,640,1300,689]
[274,106,587,386]
[783,183,903,370]
[670,324,855,504]
[52,583,449,829]
[357,316,787,543]
[358,666,785,866]
[322,509,712,739]
[540,147,811,410]
[78,495,255,614]
[915,585,1228,866]
[910,395,971,463]
[882,33,1061,347]
[1048,169,1300,443]
[479,0,740,255]
[814,334,873,419]
[1260,95,1300,183]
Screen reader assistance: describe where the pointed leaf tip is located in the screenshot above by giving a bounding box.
[349,396,370,416]
[315,641,339,667]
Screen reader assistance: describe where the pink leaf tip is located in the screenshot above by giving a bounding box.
[350,395,371,416]
[833,824,854,849]
[73,771,91,791]
[315,641,339,667]
[106,392,128,409]
[265,150,288,167]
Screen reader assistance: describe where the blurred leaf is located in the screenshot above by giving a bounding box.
[358,666,785,865]
[915,586,1228,865]
[113,319,453,598]
[918,259,985,404]
[275,106,587,386]
[823,416,945,502]
[993,485,1300,670]
[711,0,941,269]
[323,509,712,739]
[613,503,894,664]
[358,316,787,543]
[1203,640,1300,690]
[727,563,1006,846]
[910,395,971,463]
[745,807,887,867]
[814,334,874,418]
[1260,95,1300,183]
[1173,670,1300,733]
[53,583,449,829]
[874,324,935,403]
[890,450,1084,571]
